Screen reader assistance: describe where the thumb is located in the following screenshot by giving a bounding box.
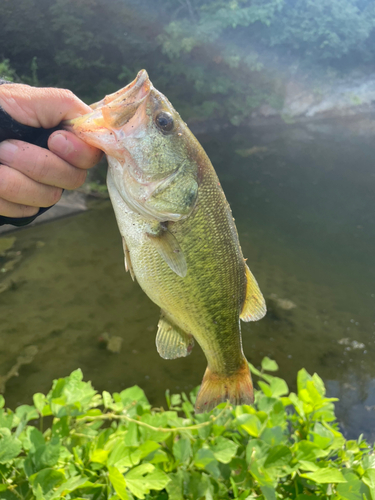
[0,84,92,129]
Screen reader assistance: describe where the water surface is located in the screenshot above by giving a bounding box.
[1,115,374,440]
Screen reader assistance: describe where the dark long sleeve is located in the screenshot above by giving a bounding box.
[0,79,59,227]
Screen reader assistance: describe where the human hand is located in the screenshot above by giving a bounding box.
[0,84,103,218]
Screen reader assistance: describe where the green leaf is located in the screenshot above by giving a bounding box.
[248,362,262,377]
[124,422,139,446]
[140,468,170,492]
[294,441,328,461]
[171,394,182,406]
[193,448,216,469]
[296,495,321,500]
[238,413,262,437]
[108,443,133,468]
[108,465,129,500]
[33,393,46,414]
[301,468,347,483]
[125,463,169,499]
[261,357,278,372]
[48,370,97,417]
[269,377,289,397]
[49,476,95,499]
[246,439,270,465]
[261,427,286,446]
[363,469,375,500]
[0,435,22,463]
[0,395,4,409]
[173,437,192,464]
[103,391,113,408]
[28,427,45,451]
[150,449,169,464]
[166,471,184,500]
[337,472,370,500]
[211,437,238,463]
[119,386,149,409]
[90,448,109,465]
[15,405,39,423]
[297,368,311,393]
[29,468,65,495]
[260,485,276,500]
[263,445,292,468]
[310,422,333,449]
[258,381,273,397]
[33,437,61,471]
[312,373,326,397]
[130,440,160,465]
[298,460,320,472]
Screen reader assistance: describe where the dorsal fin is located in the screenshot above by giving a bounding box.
[240,263,267,322]
[156,313,194,359]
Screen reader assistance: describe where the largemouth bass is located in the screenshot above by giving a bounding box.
[66,70,266,412]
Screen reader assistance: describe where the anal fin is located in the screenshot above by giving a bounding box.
[156,313,194,359]
[240,263,266,322]
[146,225,187,278]
[122,237,135,281]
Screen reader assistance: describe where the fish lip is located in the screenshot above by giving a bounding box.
[100,69,152,127]
[62,69,151,133]
[90,69,151,111]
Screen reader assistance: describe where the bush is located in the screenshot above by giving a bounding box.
[0,359,374,499]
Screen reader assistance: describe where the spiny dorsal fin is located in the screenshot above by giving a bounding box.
[240,263,267,322]
[122,237,135,281]
[146,227,187,278]
[156,313,194,359]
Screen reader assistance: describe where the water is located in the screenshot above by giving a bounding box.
[1,115,374,440]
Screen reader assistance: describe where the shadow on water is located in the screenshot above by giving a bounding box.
[0,114,374,440]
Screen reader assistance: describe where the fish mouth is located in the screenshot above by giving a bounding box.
[63,70,152,149]
[90,69,150,111]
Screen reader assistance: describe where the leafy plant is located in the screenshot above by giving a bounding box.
[0,359,374,499]
[0,59,17,82]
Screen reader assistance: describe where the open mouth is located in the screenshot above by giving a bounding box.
[62,70,152,147]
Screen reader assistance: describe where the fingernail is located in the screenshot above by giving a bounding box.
[49,132,75,156]
[0,141,18,164]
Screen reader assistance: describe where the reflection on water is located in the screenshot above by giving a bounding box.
[0,115,374,440]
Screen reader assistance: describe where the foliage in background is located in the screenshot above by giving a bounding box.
[1,0,375,124]
[0,59,16,82]
[1,359,375,500]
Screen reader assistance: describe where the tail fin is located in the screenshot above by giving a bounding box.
[195,360,253,413]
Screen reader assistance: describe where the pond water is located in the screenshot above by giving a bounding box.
[0,115,374,440]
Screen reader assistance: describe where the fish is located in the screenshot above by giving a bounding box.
[65,70,266,413]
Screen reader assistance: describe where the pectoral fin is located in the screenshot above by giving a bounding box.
[240,264,267,322]
[146,226,187,278]
[122,237,135,281]
[156,313,194,359]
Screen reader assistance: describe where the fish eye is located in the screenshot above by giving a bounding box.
[155,112,174,133]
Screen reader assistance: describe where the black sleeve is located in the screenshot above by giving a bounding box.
[0,79,60,227]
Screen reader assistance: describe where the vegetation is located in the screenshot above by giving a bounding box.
[1,359,374,500]
[1,0,375,125]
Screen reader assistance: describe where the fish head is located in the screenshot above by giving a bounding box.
[66,70,200,222]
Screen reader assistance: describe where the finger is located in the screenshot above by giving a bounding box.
[0,197,39,218]
[0,84,92,128]
[48,131,103,170]
[0,164,62,207]
[0,140,87,190]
